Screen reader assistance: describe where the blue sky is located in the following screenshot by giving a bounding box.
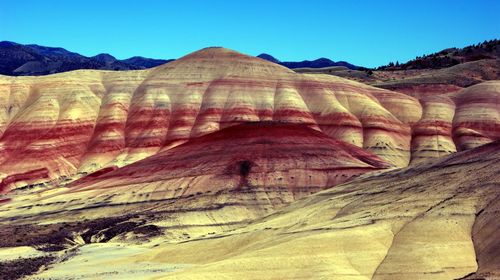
[1,0,499,67]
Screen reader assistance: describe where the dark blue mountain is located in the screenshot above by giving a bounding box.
[257,53,359,70]
[0,41,172,76]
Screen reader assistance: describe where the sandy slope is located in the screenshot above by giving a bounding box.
[1,141,496,280]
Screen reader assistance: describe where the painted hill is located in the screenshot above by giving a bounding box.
[0,46,498,280]
[67,122,389,201]
[0,47,498,194]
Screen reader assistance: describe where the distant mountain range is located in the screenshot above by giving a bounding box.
[2,40,497,76]
[0,41,173,76]
[257,53,359,70]
[0,41,360,76]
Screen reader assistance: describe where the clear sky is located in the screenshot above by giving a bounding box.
[1,0,499,67]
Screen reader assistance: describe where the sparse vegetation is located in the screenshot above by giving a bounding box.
[0,256,55,280]
[378,39,499,70]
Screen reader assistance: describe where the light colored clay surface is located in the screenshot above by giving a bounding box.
[5,141,495,280]
[29,243,188,280]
